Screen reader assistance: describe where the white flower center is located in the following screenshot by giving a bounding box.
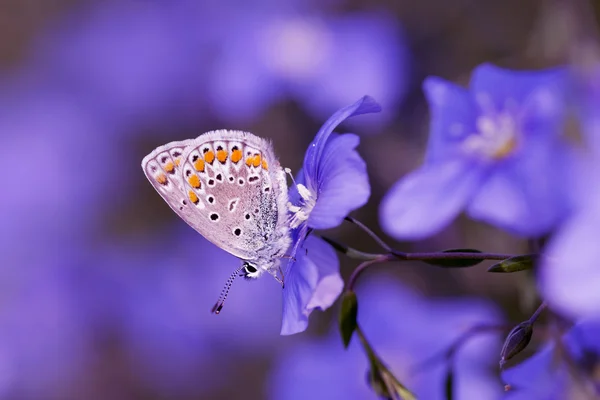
[288,183,316,229]
[462,112,519,160]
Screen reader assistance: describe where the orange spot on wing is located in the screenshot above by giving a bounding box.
[262,159,268,170]
[204,150,215,164]
[188,175,201,188]
[174,158,181,166]
[165,162,175,173]
[252,154,261,168]
[156,174,168,185]
[217,149,228,163]
[188,191,199,204]
[194,159,205,172]
[231,149,243,163]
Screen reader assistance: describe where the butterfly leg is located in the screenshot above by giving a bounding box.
[277,265,285,289]
[267,265,285,288]
[272,269,285,288]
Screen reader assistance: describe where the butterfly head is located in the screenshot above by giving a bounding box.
[241,261,261,279]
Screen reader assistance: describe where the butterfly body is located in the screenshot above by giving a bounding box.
[142,130,291,279]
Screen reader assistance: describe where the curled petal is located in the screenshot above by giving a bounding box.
[281,236,343,335]
[380,159,486,240]
[303,95,381,188]
[308,134,370,229]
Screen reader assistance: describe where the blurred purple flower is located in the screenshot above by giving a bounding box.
[0,262,93,399]
[0,85,132,272]
[380,64,571,240]
[280,96,381,335]
[208,11,407,125]
[537,65,600,321]
[31,1,213,128]
[538,132,600,320]
[271,275,503,399]
[110,226,283,395]
[572,65,600,153]
[502,318,600,399]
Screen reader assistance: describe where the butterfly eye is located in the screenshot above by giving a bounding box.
[243,263,259,278]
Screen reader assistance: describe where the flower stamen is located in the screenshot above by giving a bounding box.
[462,112,519,160]
[284,168,316,228]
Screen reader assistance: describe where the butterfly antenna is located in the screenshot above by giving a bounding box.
[211,264,245,315]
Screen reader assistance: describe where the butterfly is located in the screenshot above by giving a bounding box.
[141,130,293,313]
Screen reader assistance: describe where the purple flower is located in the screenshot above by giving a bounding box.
[0,85,133,272]
[538,139,600,320]
[380,64,571,240]
[537,65,600,321]
[502,318,600,399]
[105,226,283,395]
[207,11,407,125]
[280,235,343,335]
[289,95,381,231]
[280,96,381,335]
[271,275,503,399]
[0,262,93,398]
[33,1,212,127]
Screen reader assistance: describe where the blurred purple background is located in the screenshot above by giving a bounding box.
[0,0,595,399]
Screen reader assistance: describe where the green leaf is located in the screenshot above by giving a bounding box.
[445,368,453,400]
[339,291,358,348]
[321,236,349,254]
[488,254,536,273]
[423,249,485,268]
[359,329,416,400]
[367,366,417,400]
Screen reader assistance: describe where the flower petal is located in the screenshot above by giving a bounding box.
[422,76,478,163]
[539,210,600,319]
[470,63,567,120]
[501,343,557,399]
[281,236,343,335]
[307,134,370,229]
[380,159,486,240]
[466,138,570,236]
[303,95,381,188]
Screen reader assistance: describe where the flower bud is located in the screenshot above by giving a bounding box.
[500,321,533,368]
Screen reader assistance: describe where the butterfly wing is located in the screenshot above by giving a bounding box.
[177,130,290,262]
[141,138,202,229]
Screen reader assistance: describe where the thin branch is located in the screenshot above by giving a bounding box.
[345,216,392,252]
[320,236,385,261]
[397,251,512,261]
[347,254,394,291]
[411,324,508,374]
[529,302,548,324]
